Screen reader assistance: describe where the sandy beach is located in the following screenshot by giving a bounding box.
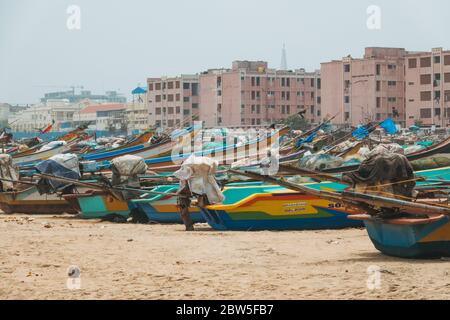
[1,213,449,300]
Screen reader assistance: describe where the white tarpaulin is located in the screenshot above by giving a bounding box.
[38,140,67,152]
[49,153,81,176]
[174,155,224,205]
[0,154,18,191]
[110,155,147,186]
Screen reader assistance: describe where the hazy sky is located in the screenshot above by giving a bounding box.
[1,0,449,104]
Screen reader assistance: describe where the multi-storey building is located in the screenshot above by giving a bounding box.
[79,103,127,132]
[9,99,85,132]
[147,75,199,129]
[321,47,406,127]
[405,47,450,127]
[199,61,321,127]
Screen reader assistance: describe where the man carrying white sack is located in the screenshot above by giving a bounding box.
[173,155,225,231]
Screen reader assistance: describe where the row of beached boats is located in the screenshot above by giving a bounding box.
[2,119,450,259]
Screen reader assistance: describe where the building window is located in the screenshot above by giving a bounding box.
[388,97,397,103]
[408,58,417,68]
[420,57,431,68]
[317,78,321,89]
[434,56,441,64]
[192,103,199,109]
[420,74,432,85]
[176,93,180,101]
[344,64,350,72]
[445,91,450,102]
[435,91,441,101]
[420,91,432,101]
[148,83,153,91]
[286,78,290,87]
[310,78,314,87]
[155,83,161,90]
[445,55,450,66]
[183,97,190,102]
[168,82,174,89]
[344,96,350,103]
[176,106,180,114]
[376,64,381,75]
[435,108,441,116]
[420,108,431,118]
[168,94,174,102]
[317,97,321,104]
[168,107,174,114]
[183,109,190,115]
[176,81,180,89]
[376,97,381,108]
[155,95,161,102]
[183,83,190,90]
[191,83,199,96]
[388,64,397,70]
[281,78,286,87]
[444,73,450,83]
[376,81,381,92]
[155,107,161,115]
[388,81,397,86]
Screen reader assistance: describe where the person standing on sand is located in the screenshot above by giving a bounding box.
[177,184,194,231]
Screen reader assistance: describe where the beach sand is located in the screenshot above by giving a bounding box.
[1,213,449,300]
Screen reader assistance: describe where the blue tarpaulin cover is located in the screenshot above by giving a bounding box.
[380,118,397,135]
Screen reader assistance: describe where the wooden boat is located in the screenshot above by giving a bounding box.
[144,126,290,169]
[63,190,130,221]
[12,142,73,167]
[129,185,204,224]
[323,136,450,174]
[79,128,193,162]
[0,185,78,214]
[200,183,364,231]
[349,213,450,259]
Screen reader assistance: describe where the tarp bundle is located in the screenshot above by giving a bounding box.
[174,155,224,205]
[38,140,67,152]
[343,152,415,199]
[110,155,147,186]
[299,153,344,171]
[0,154,19,191]
[35,153,81,194]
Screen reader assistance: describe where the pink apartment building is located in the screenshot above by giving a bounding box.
[199,61,321,128]
[321,47,406,127]
[405,48,450,127]
[147,75,199,129]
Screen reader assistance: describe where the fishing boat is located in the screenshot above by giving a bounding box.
[63,190,130,221]
[12,142,73,167]
[129,185,204,224]
[0,185,78,214]
[79,127,193,162]
[323,136,450,174]
[348,213,450,259]
[200,183,364,231]
[144,126,290,169]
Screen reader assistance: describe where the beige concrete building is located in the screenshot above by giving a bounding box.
[126,87,149,133]
[199,61,321,128]
[405,47,450,127]
[147,75,199,129]
[321,47,406,127]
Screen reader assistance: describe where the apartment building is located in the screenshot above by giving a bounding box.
[405,47,450,127]
[147,75,199,129]
[199,61,321,127]
[321,47,406,127]
[79,103,126,131]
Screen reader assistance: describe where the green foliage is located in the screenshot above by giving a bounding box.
[283,114,310,131]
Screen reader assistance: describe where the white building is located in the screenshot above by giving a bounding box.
[79,103,127,132]
[9,99,86,132]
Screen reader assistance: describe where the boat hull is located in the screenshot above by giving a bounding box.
[63,191,129,220]
[0,186,77,214]
[130,201,204,224]
[202,192,364,231]
[354,215,450,259]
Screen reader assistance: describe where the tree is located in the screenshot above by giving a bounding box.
[283,113,310,131]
